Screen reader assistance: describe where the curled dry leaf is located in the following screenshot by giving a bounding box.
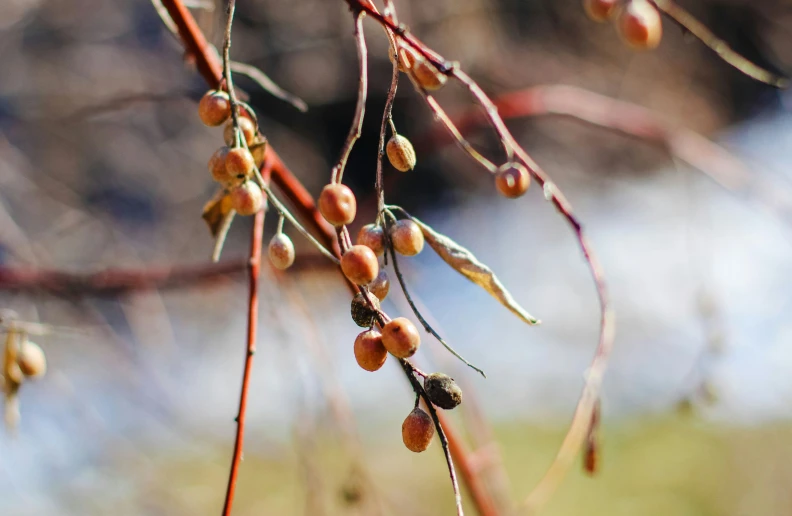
[201,189,235,237]
[411,217,540,326]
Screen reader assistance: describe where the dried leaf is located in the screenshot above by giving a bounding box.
[412,217,540,325]
[249,138,268,168]
[202,189,234,237]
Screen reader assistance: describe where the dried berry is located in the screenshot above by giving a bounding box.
[390,219,424,256]
[382,317,420,358]
[319,183,357,226]
[357,224,386,256]
[351,292,381,328]
[386,134,417,172]
[583,0,619,22]
[423,373,462,410]
[268,233,295,270]
[367,269,390,301]
[223,116,257,147]
[198,90,231,127]
[225,147,255,179]
[616,0,662,50]
[17,341,46,379]
[354,329,387,372]
[341,245,379,286]
[230,181,265,216]
[402,407,434,452]
[208,146,233,183]
[402,47,447,91]
[495,162,531,198]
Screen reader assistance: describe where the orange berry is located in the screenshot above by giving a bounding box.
[225,147,255,179]
[354,329,388,372]
[402,407,434,452]
[402,47,447,91]
[223,116,257,147]
[367,269,390,301]
[319,184,357,226]
[495,162,531,198]
[390,220,424,256]
[381,317,420,358]
[386,134,417,172]
[17,341,46,379]
[340,245,379,286]
[583,0,619,22]
[198,90,231,126]
[357,224,385,256]
[616,0,662,50]
[208,146,233,183]
[230,181,265,216]
[268,233,295,270]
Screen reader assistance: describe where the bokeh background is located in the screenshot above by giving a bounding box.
[2,0,792,514]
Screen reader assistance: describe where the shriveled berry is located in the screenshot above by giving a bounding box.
[382,317,420,358]
[402,407,434,452]
[354,329,388,372]
[390,219,424,256]
[386,134,417,172]
[341,245,379,286]
[268,233,295,270]
[583,0,619,22]
[223,116,257,147]
[17,341,46,379]
[402,47,447,91]
[351,292,381,328]
[367,269,390,301]
[208,146,233,183]
[495,162,531,198]
[357,224,385,256]
[616,0,662,50]
[319,183,357,226]
[230,181,265,216]
[198,90,231,126]
[423,373,462,410]
[225,147,255,179]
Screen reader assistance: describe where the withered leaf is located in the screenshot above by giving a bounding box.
[201,189,234,238]
[412,217,540,326]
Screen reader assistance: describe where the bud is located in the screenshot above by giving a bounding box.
[386,134,417,172]
[350,292,381,328]
[423,373,462,410]
[268,233,295,270]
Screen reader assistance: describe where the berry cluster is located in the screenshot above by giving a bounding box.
[584,0,663,50]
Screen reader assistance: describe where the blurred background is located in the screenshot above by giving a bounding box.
[1,0,792,514]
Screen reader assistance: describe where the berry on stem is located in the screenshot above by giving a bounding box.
[319,184,357,226]
[357,224,386,256]
[268,233,295,270]
[367,269,390,301]
[617,0,663,50]
[390,219,424,256]
[402,407,434,452]
[495,162,531,198]
[386,134,417,172]
[382,317,420,358]
[198,90,231,127]
[402,47,447,91]
[354,329,388,372]
[223,116,257,147]
[17,341,46,379]
[341,245,379,286]
[208,146,233,183]
[230,181,265,216]
[351,292,381,327]
[225,147,255,179]
[424,373,463,410]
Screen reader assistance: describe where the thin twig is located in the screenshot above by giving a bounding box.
[222,0,242,148]
[212,210,237,263]
[376,37,401,215]
[230,61,308,112]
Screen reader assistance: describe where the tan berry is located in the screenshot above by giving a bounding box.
[381,317,420,358]
[402,47,447,91]
[198,90,231,127]
[223,116,257,147]
[353,329,388,372]
[424,373,463,410]
[390,219,424,256]
[340,245,379,286]
[17,341,46,379]
[495,162,531,198]
[583,0,619,22]
[386,134,417,172]
[402,407,434,452]
[357,224,386,256]
[367,269,390,301]
[616,0,662,50]
[318,183,357,226]
[225,147,255,179]
[230,181,265,216]
[268,233,295,270]
[208,146,233,183]
[351,292,381,328]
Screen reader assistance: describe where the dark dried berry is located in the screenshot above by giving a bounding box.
[423,373,462,410]
[351,292,380,328]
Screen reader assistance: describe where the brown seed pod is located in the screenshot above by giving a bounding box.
[268,233,295,270]
[423,373,462,410]
[583,0,619,22]
[225,147,255,179]
[319,184,357,226]
[351,292,381,328]
[17,341,46,379]
[381,317,420,358]
[208,146,233,183]
[357,224,386,256]
[341,245,379,286]
[223,116,258,147]
[390,219,424,256]
[353,329,388,372]
[230,181,265,216]
[198,90,231,127]
[495,162,531,198]
[386,134,417,172]
[402,407,434,452]
[401,47,447,91]
[616,0,662,50]
[367,269,390,301]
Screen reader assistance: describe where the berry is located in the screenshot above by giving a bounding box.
[198,90,231,127]
[357,224,385,256]
[351,292,381,327]
[208,146,233,183]
[402,47,447,91]
[319,184,357,226]
[225,147,255,179]
[583,0,619,22]
[268,233,295,270]
[17,341,46,379]
[402,407,434,452]
[367,269,390,301]
[390,220,424,256]
[223,116,257,147]
[382,317,420,358]
[341,245,379,286]
[354,329,388,372]
[386,134,417,172]
[617,0,662,50]
[423,373,462,410]
[230,181,265,216]
[495,162,531,198]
